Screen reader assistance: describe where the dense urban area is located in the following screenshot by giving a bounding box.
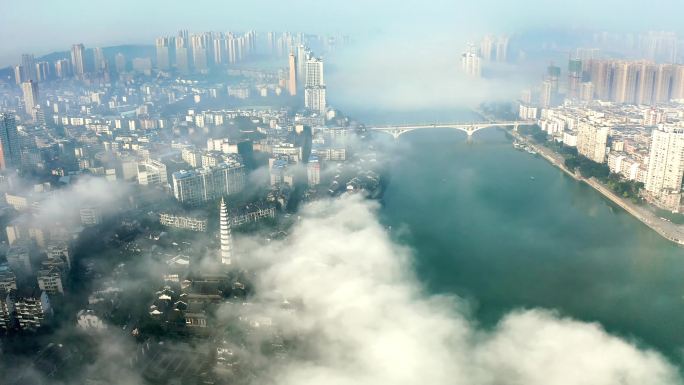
[0,24,683,385]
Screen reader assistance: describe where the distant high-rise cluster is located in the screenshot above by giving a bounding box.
[461,44,481,77]
[536,55,684,107]
[479,35,509,62]
[156,29,257,74]
[638,31,679,63]
[586,60,684,104]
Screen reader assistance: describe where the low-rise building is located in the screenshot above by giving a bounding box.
[159,213,208,232]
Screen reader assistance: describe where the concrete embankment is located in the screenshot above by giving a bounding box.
[511,130,684,246]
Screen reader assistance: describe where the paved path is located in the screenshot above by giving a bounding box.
[512,130,684,246]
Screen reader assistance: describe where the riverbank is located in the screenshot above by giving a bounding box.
[511,129,684,246]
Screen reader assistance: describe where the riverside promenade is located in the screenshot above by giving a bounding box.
[511,130,684,246]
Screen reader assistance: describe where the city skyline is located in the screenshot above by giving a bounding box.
[2,0,684,67]
[2,2,684,384]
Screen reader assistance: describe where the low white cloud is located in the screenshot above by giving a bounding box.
[243,195,681,385]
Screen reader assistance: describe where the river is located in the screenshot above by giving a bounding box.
[374,122,684,362]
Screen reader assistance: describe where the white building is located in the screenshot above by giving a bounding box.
[172,160,246,206]
[461,49,481,77]
[304,87,327,114]
[645,125,684,211]
[562,131,578,147]
[138,159,168,188]
[159,213,208,232]
[77,309,107,330]
[304,57,327,114]
[577,122,609,163]
[519,105,538,120]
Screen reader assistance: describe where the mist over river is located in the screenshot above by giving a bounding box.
[363,113,684,362]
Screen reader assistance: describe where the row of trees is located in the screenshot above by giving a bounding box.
[519,124,644,203]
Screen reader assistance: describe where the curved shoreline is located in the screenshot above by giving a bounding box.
[510,130,684,247]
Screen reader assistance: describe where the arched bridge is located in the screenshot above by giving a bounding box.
[369,120,535,139]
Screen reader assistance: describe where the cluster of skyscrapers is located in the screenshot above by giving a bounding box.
[535,59,684,108]
[584,60,684,104]
[156,30,257,74]
[288,45,327,114]
[461,35,510,78]
[461,45,482,78]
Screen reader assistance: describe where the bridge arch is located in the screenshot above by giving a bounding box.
[368,121,530,139]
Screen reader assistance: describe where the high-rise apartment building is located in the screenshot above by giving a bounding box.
[138,159,168,188]
[305,87,327,114]
[13,65,24,85]
[540,80,553,108]
[495,36,509,62]
[54,59,72,78]
[461,48,481,77]
[175,30,191,74]
[92,47,106,72]
[579,82,594,102]
[577,122,609,163]
[296,45,310,85]
[21,54,37,82]
[479,35,508,62]
[191,33,211,73]
[567,58,582,99]
[305,57,324,87]
[156,37,172,70]
[212,33,226,66]
[307,157,320,186]
[547,64,561,94]
[288,53,297,96]
[480,35,495,61]
[172,161,246,206]
[70,44,86,76]
[35,61,51,82]
[114,53,126,73]
[21,80,39,116]
[645,125,684,211]
[0,113,21,170]
[305,57,327,113]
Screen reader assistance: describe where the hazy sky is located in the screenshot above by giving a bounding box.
[2,0,683,65]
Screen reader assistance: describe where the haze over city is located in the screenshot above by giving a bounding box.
[1,1,684,384]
